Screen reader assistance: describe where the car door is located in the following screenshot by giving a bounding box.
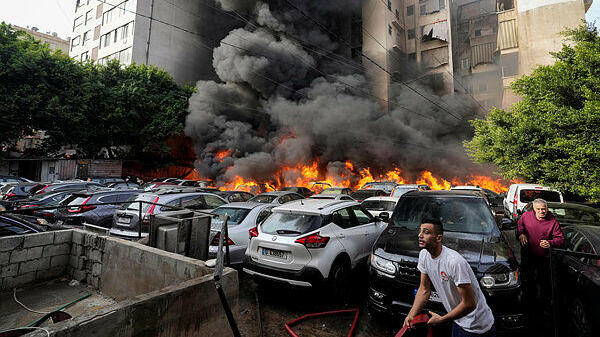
[331,206,362,264]
[352,205,382,258]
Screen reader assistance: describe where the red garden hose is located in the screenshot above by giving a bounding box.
[394,313,434,337]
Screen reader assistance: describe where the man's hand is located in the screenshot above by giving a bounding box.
[403,313,415,328]
[540,239,550,249]
[427,311,446,326]
[519,234,528,246]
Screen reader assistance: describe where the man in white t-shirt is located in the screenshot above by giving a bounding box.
[403,218,496,336]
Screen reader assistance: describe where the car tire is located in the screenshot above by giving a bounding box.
[570,297,592,337]
[327,258,350,300]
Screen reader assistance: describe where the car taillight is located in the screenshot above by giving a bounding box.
[249,226,258,239]
[513,193,518,217]
[68,196,96,213]
[295,232,329,249]
[18,204,36,210]
[146,196,160,214]
[211,232,234,246]
[6,193,16,197]
[141,216,151,226]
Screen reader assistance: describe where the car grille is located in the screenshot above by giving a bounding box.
[395,260,420,284]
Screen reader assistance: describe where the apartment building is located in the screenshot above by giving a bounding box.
[13,26,70,54]
[68,0,240,85]
[363,0,593,112]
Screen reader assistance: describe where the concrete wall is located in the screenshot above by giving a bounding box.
[0,230,72,291]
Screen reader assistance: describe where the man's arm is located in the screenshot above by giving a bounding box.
[428,284,476,325]
[517,214,528,245]
[403,272,432,327]
[548,221,565,247]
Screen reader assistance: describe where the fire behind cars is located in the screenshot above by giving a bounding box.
[368,190,525,331]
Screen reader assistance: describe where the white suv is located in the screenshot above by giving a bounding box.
[503,183,564,220]
[243,199,386,291]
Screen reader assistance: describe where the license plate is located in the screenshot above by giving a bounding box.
[414,288,443,303]
[260,248,287,259]
[118,217,131,224]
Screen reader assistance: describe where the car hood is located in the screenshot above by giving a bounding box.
[373,226,517,274]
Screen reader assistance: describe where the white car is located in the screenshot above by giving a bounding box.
[361,196,399,218]
[450,185,482,191]
[390,184,429,198]
[308,193,355,201]
[503,183,564,220]
[243,199,386,292]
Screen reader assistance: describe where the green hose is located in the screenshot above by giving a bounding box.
[26,292,92,327]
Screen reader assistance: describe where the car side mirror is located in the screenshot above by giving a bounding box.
[378,212,390,222]
[501,218,516,230]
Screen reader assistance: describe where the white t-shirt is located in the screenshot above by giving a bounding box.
[417,245,494,334]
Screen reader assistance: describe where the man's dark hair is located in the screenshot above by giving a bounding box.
[421,218,443,235]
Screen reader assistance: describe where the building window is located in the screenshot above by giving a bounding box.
[388,25,392,35]
[81,51,89,61]
[82,30,90,46]
[71,36,81,51]
[407,5,414,16]
[85,9,93,25]
[387,0,391,10]
[440,0,446,10]
[461,58,471,70]
[420,4,426,15]
[408,29,415,40]
[73,16,83,30]
[395,9,400,20]
[475,29,482,37]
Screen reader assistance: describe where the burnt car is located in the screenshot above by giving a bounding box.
[214,190,255,203]
[55,190,139,228]
[555,225,600,337]
[368,190,525,331]
[279,186,313,198]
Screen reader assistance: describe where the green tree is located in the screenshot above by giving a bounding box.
[465,23,600,200]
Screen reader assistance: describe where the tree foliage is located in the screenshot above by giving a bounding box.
[0,23,194,159]
[465,23,600,200]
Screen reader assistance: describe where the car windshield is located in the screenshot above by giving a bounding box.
[391,197,497,234]
[321,189,343,195]
[249,195,277,203]
[212,207,252,226]
[391,187,417,197]
[548,206,600,224]
[362,200,397,212]
[351,190,382,200]
[121,194,158,212]
[520,189,561,203]
[261,212,323,236]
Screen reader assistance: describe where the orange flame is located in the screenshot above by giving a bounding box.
[417,171,452,190]
[215,149,232,162]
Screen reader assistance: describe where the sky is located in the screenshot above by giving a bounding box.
[0,0,599,40]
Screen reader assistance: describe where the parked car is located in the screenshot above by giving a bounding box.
[504,184,563,220]
[450,186,504,215]
[279,187,314,198]
[350,189,387,202]
[90,177,124,186]
[361,181,399,194]
[368,190,525,331]
[209,202,275,264]
[0,175,33,183]
[522,202,600,227]
[361,196,399,218]
[243,199,387,293]
[214,191,255,203]
[0,214,48,236]
[55,190,140,228]
[247,191,304,204]
[556,225,600,337]
[106,182,141,190]
[390,184,429,198]
[141,181,178,191]
[321,187,353,195]
[2,183,41,201]
[309,194,355,201]
[110,191,228,239]
[15,190,80,221]
[34,181,104,196]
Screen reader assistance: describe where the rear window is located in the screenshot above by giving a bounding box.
[520,189,561,203]
[391,187,417,198]
[362,200,397,212]
[351,190,383,200]
[121,194,158,212]
[68,196,90,206]
[249,195,277,203]
[212,207,251,226]
[261,212,323,236]
[548,206,600,224]
[321,189,343,195]
[391,197,497,234]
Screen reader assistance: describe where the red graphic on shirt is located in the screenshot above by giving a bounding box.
[440,271,449,281]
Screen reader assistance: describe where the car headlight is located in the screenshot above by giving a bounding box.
[371,254,397,275]
[480,269,519,288]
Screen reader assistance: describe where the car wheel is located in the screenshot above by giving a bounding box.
[328,259,350,300]
[570,297,592,337]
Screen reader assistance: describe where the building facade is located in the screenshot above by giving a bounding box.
[363,0,593,112]
[69,0,240,85]
[13,25,70,54]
